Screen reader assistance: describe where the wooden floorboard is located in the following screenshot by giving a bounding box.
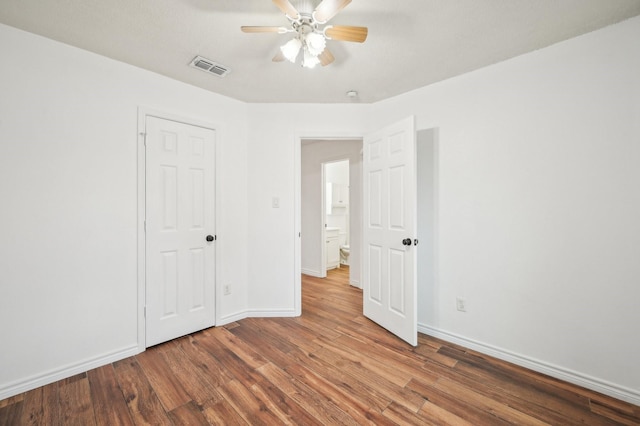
[2,266,639,425]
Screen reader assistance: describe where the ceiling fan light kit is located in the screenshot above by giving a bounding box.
[241,0,368,69]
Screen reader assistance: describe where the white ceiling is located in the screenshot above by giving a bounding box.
[1,0,639,104]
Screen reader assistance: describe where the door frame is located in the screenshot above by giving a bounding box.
[136,107,221,352]
[294,131,364,316]
[320,161,328,279]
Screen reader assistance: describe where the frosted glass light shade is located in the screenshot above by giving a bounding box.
[305,32,326,57]
[281,38,302,62]
[303,49,320,68]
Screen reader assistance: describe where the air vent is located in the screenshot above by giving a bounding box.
[189,56,230,78]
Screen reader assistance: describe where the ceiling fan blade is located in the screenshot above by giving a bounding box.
[273,50,285,62]
[324,25,368,43]
[272,0,299,20]
[318,48,335,66]
[313,0,352,23]
[241,26,287,33]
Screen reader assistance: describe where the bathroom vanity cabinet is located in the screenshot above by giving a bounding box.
[326,227,340,270]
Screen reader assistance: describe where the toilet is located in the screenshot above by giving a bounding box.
[340,234,349,265]
[340,244,350,265]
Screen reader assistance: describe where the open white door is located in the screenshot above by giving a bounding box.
[363,116,417,346]
[145,116,216,347]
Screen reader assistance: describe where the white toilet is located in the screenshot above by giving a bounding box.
[340,245,350,265]
[339,235,350,265]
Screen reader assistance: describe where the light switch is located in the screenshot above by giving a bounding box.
[272,197,280,208]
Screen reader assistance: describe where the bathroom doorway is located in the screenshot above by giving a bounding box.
[300,139,362,288]
[323,159,350,273]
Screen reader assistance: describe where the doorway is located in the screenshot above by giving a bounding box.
[323,159,350,273]
[295,121,438,346]
[299,139,363,288]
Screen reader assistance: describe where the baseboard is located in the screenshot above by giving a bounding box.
[247,309,299,318]
[217,308,299,327]
[349,279,361,288]
[418,324,640,406]
[217,310,249,326]
[0,344,139,400]
[301,268,323,278]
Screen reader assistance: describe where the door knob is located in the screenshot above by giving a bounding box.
[402,238,412,246]
[206,235,215,242]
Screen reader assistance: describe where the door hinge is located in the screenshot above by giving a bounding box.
[144,220,146,232]
[140,132,147,146]
[144,306,146,317]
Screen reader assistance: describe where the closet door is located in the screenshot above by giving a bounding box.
[145,116,216,347]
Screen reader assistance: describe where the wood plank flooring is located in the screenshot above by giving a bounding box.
[2,266,639,425]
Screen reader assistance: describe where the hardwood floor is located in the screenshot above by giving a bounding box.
[2,266,639,425]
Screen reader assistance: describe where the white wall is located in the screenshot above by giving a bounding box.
[0,24,249,398]
[325,159,349,185]
[301,140,362,283]
[246,105,369,315]
[371,17,640,402]
[417,129,437,328]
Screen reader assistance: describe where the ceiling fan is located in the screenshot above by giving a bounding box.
[241,0,368,68]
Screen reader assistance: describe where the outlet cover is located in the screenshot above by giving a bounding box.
[224,285,231,295]
[456,297,467,312]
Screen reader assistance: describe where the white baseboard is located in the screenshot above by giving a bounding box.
[217,308,299,327]
[0,344,139,400]
[301,268,323,277]
[247,309,299,318]
[349,279,361,288]
[217,310,249,326]
[418,324,640,406]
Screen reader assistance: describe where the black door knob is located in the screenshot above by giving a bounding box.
[402,238,412,246]
[206,235,215,242]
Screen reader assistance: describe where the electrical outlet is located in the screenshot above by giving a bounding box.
[224,285,231,296]
[456,297,467,312]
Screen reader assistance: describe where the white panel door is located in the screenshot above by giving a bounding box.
[145,116,216,347]
[363,116,417,346]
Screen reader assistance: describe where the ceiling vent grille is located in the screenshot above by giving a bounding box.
[189,56,230,78]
